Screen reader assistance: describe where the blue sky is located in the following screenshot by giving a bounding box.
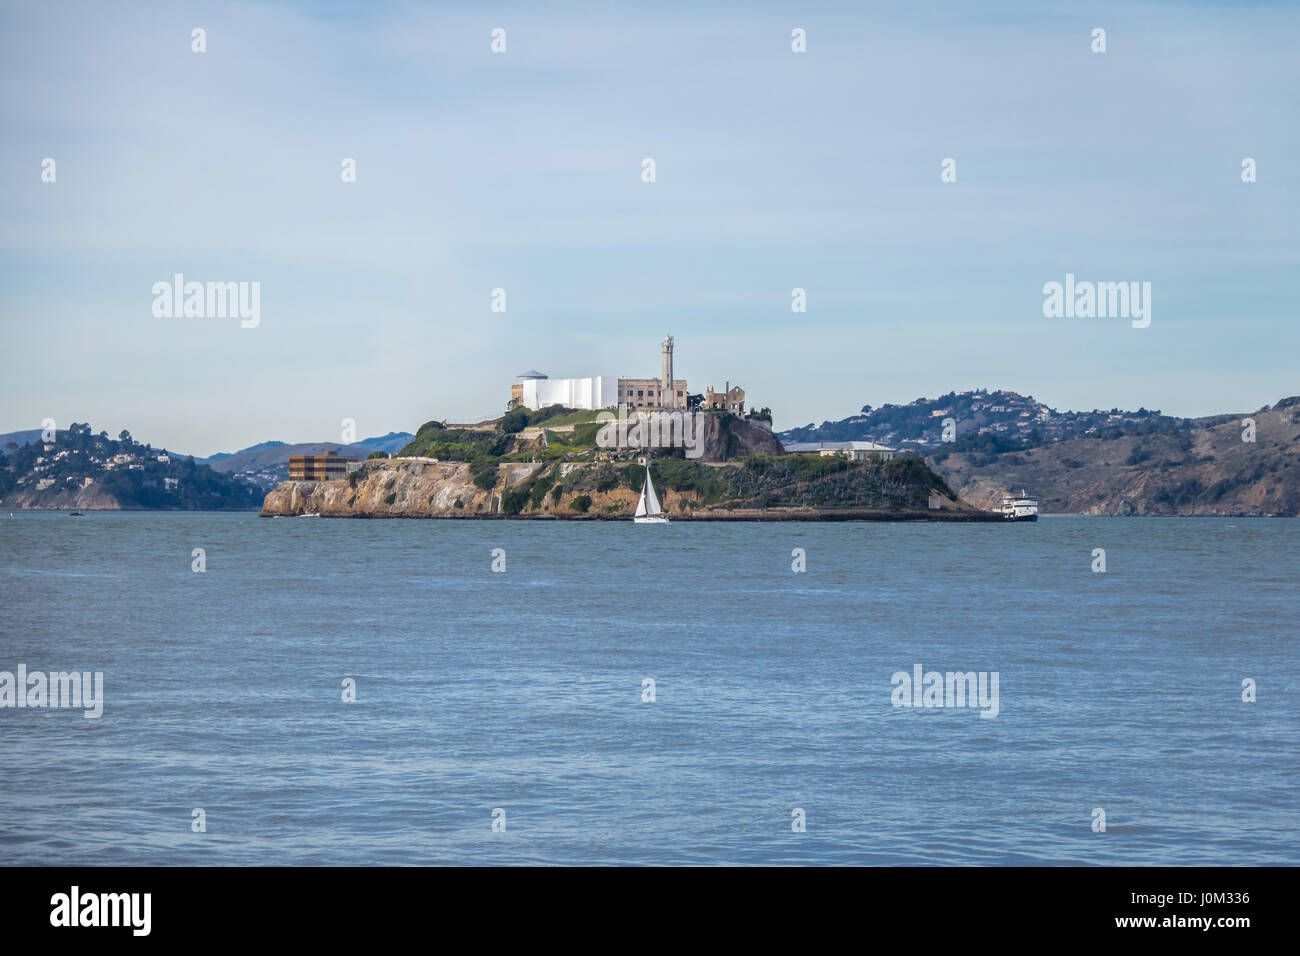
[1,0,1297,455]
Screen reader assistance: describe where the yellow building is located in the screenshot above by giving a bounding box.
[289,450,356,481]
[618,335,687,409]
[618,376,688,409]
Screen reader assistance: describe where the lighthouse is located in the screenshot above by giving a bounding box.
[661,335,674,400]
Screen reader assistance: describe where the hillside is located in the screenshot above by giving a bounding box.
[781,389,1176,454]
[929,398,1300,516]
[0,424,260,510]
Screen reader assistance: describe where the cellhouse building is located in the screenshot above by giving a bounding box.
[510,336,690,412]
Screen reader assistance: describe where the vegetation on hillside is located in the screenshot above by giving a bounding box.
[388,406,956,514]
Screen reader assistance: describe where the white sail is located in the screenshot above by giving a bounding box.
[634,463,668,522]
[643,469,662,515]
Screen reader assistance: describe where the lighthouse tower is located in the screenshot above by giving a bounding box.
[661,335,674,405]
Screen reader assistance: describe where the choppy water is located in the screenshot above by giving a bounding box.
[0,512,1296,865]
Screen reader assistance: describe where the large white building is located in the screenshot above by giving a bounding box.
[514,371,618,411]
[783,440,897,461]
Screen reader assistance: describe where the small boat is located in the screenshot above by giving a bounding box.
[298,512,321,518]
[634,464,669,524]
[999,490,1038,522]
[70,512,84,516]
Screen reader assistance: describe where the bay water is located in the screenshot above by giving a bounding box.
[1,512,1295,865]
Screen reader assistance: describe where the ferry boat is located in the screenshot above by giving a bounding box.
[1000,490,1038,522]
[634,463,669,524]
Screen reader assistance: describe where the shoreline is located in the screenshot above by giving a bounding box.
[259,508,1004,522]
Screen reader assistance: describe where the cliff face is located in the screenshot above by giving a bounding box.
[260,459,693,518]
[260,453,962,518]
[931,401,1300,516]
[3,485,129,510]
[697,415,784,461]
[262,459,513,517]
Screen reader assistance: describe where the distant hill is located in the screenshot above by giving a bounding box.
[780,390,1299,516]
[195,433,409,463]
[204,433,414,489]
[197,440,289,464]
[780,389,1175,453]
[0,429,44,455]
[1,424,414,498]
[0,424,260,510]
[928,397,1300,516]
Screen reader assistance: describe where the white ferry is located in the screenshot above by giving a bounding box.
[999,490,1038,522]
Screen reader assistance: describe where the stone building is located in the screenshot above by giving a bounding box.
[702,382,745,416]
[618,335,687,410]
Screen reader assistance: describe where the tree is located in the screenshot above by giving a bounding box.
[118,430,132,444]
[501,409,529,434]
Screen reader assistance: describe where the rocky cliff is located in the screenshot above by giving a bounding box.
[695,414,784,461]
[261,453,966,519]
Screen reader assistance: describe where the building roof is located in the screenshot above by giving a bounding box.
[784,440,897,452]
[517,369,548,380]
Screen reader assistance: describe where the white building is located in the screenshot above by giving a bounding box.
[784,440,897,462]
[516,371,618,411]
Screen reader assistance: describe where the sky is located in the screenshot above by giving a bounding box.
[1,0,1297,456]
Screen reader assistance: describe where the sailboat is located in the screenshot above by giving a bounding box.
[634,462,669,524]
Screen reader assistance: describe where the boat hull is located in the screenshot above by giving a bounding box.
[633,515,670,524]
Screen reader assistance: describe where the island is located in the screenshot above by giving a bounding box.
[259,408,997,521]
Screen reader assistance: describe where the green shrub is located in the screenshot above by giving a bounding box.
[571,494,591,513]
[501,410,529,434]
[384,493,397,505]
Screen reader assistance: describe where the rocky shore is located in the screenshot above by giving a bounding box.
[259,456,982,520]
